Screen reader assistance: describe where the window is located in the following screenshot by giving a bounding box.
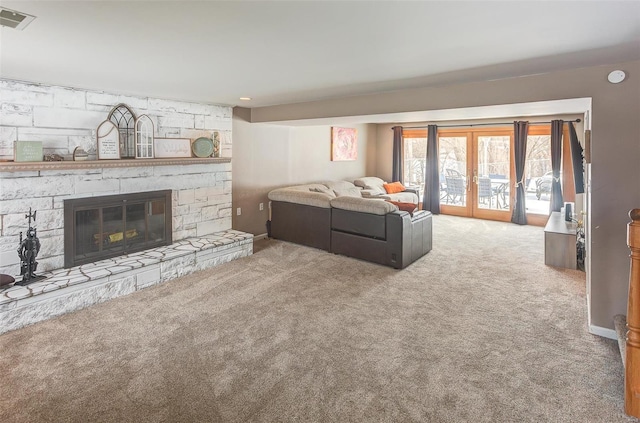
[400,125,572,223]
[525,133,552,215]
[402,129,427,196]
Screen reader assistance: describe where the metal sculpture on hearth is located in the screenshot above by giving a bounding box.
[16,208,43,286]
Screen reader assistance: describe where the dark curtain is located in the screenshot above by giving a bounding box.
[511,121,529,225]
[422,125,440,214]
[568,122,585,194]
[550,120,564,212]
[391,126,403,182]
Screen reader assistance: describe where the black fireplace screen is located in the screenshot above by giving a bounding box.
[64,190,172,268]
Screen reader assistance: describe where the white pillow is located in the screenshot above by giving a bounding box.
[309,186,336,197]
[333,187,363,198]
[330,196,397,215]
[353,177,386,195]
[325,180,358,191]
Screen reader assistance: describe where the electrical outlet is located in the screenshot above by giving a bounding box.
[259,203,264,211]
[236,207,241,216]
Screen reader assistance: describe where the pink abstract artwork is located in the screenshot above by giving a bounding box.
[331,127,358,161]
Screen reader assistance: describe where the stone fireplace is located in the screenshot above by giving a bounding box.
[0,158,234,276]
[1,79,241,275]
[0,79,254,334]
[0,158,253,334]
[64,190,172,268]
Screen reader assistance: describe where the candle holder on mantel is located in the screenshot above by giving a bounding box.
[16,208,46,286]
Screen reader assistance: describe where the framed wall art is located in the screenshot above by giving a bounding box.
[153,138,192,158]
[14,141,43,162]
[96,120,121,160]
[331,127,357,161]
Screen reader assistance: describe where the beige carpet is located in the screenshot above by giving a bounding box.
[0,215,631,422]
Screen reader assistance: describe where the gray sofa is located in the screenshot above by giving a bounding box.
[267,178,432,269]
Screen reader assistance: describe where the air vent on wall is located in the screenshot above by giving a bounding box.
[0,7,36,30]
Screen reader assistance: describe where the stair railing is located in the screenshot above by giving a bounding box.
[626,209,640,417]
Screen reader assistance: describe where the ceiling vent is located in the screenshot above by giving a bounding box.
[0,7,36,30]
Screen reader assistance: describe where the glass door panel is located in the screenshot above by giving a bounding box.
[125,202,146,248]
[148,200,167,243]
[475,135,511,213]
[75,209,100,261]
[525,134,552,215]
[403,136,427,198]
[437,129,514,222]
[102,205,124,254]
[439,136,468,208]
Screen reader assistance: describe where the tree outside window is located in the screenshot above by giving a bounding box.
[403,137,427,196]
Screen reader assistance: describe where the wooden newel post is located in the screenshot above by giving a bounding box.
[626,209,640,417]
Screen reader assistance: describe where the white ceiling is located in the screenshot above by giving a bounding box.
[1,1,639,108]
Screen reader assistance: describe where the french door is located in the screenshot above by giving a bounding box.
[439,129,514,222]
[404,125,572,225]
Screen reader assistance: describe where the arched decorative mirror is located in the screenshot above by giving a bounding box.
[108,103,136,158]
[134,114,154,159]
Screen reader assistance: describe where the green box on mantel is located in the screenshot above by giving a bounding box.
[14,141,43,162]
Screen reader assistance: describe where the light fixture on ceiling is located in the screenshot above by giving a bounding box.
[239,97,252,101]
[0,7,36,30]
[607,70,626,84]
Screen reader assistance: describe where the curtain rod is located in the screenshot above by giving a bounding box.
[399,119,581,130]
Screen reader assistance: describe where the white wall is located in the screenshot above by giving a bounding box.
[232,109,377,235]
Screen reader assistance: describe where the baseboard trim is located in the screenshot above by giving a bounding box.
[253,233,268,241]
[589,324,617,340]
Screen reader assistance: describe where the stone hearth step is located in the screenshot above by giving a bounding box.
[0,230,253,335]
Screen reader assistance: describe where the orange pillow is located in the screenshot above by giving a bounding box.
[383,181,406,194]
[386,200,417,216]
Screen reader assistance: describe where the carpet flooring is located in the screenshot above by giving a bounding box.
[0,215,631,422]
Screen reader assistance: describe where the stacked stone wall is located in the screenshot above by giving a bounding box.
[0,80,234,276]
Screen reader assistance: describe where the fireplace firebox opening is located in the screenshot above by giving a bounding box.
[64,190,172,268]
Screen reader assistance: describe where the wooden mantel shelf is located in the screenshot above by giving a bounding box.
[0,157,231,172]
